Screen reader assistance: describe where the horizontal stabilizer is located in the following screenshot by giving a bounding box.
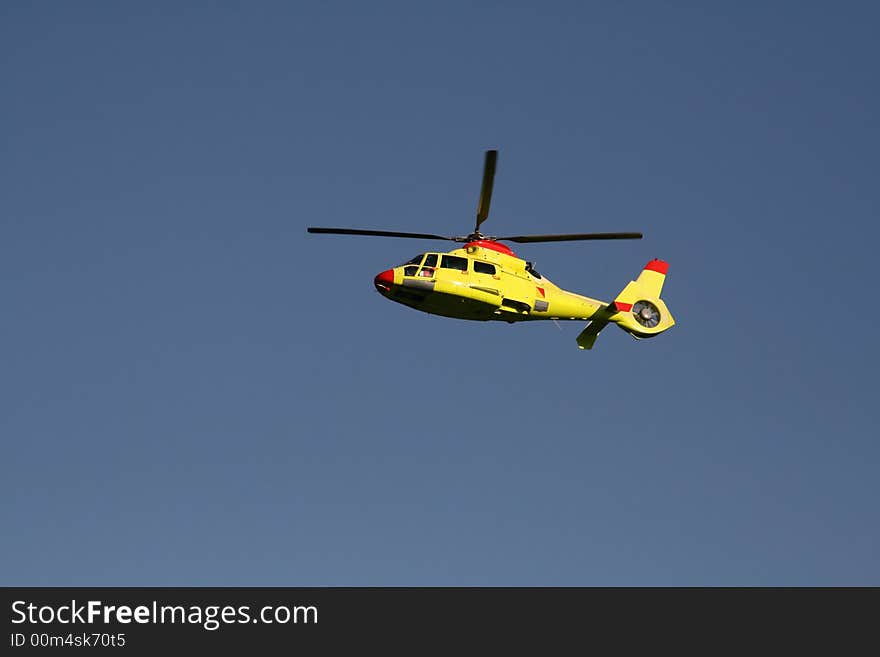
[576,304,616,349]
[576,320,607,350]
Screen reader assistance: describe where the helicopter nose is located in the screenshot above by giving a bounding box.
[373,269,394,293]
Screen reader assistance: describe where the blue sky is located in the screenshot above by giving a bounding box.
[2,1,878,585]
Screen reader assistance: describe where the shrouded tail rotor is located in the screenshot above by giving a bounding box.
[632,300,661,328]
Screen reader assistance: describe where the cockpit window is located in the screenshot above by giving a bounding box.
[418,253,437,278]
[440,255,468,271]
[403,265,419,276]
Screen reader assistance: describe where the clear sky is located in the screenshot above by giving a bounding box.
[2,1,878,585]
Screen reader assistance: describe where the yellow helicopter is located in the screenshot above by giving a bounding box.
[308,150,675,350]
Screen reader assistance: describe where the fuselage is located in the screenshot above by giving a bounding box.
[373,240,606,322]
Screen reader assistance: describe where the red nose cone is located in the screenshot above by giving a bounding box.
[374,269,394,293]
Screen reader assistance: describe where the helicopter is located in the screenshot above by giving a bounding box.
[308,150,675,350]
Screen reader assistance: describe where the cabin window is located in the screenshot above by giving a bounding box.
[423,254,438,267]
[440,255,468,271]
[474,261,496,275]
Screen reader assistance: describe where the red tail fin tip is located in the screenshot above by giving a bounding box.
[644,259,669,274]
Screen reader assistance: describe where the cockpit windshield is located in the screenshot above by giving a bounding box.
[401,253,439,278]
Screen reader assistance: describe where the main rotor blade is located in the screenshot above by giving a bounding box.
[475,149,498,234]
[497,232,643,243]
[307,227,454,241]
